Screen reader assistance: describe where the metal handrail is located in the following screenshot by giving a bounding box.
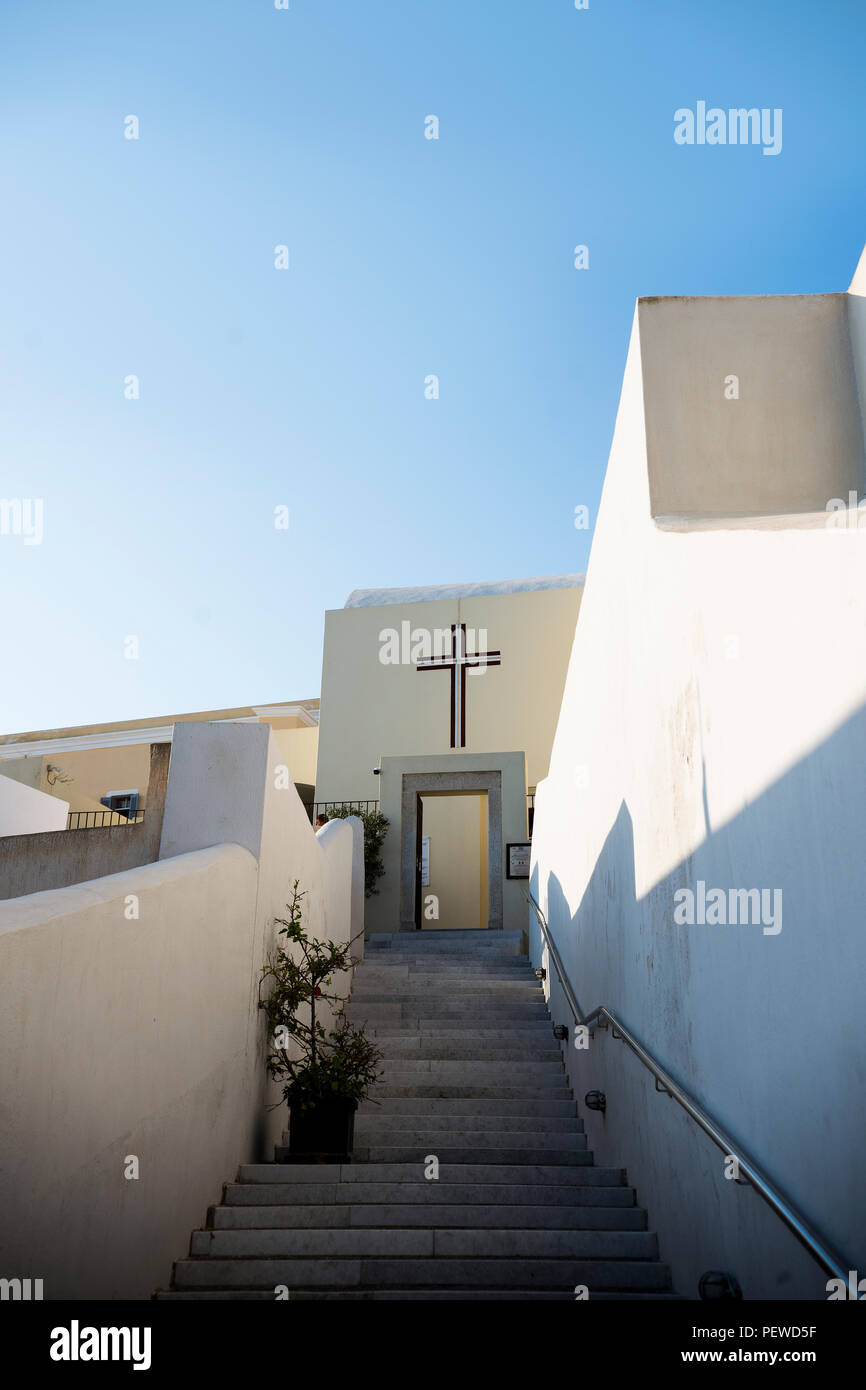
[525,888,858,1293]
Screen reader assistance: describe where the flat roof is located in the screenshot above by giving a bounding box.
[344,574,586,609]
[0,699,320,749]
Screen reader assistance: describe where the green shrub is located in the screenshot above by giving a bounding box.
[324,805,389,898]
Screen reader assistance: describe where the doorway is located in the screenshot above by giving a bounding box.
[414,791,489,930]
[399,768,504,932]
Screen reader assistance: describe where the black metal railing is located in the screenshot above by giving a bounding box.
[311,800,379,821]
[66,810,146,830]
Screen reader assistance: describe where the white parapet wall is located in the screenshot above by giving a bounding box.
[0,772,68,836]
[316,815,366,962]
[530,251,866,1300]
[0,722,363,1299]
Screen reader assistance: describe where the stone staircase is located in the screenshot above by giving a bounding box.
[159,929,675,1299]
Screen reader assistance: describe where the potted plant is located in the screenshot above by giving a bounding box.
[258,882,382,1161]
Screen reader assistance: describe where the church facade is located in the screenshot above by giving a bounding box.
[315,575,583,933]
[0,574,583,931]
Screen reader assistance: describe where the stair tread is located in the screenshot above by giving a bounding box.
[166,938,675,1299]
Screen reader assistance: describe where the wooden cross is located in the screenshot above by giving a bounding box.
[416,623,501,748]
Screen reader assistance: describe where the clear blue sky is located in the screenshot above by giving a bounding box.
[1,0,863,733]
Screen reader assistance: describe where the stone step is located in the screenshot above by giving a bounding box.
[352,1115,582,1134]
[354,999,545,1012]
[365,951,528,960]
[367,930,524,945]
[374,1084,574,1099]
[361,964,533,975]
[375,1067,564,1088]
[351,990,544,1005]
[356,1097,578,1117]
[162,925,675,1301]
[365,954,530,962]
[354,1129,587,1150]
[365,1024,555,1038]
[356,963,534,976]
[224,1179,632,1205]
[344,1147,592,1165]
[350,984,542,995]
[172,1256,669,1291]
[360,1012,548,1023]
[284,1289,682,1301]
[210,1204,647,1231]
[157,1289,681,1300]
[188,1227,657,1260]
[370,1043,562,1061]
[290,1127,585,1148]
[360,966,533,978]
[376,1058,561,1075]
[237,1163,624,1185]
[364,1023,556,1034]
[349,1019,550,1033]
[356,961,537,972]
[371,1080,568,1097]
[346,1005,548,1020]
[358,985,540,996]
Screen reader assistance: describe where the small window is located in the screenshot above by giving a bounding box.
[100,789,140,820]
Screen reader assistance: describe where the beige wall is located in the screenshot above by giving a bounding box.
[316,587,573,934]
[0,746,153,812]
[0,744,171,901]
[0,716,319,817]
[47,745,154,811]
[373,750,528,936]
[0,756,42,790]
[421,793,487,931]
[273,725,319,786]
[641,292,865,519]
[316,586,582,806]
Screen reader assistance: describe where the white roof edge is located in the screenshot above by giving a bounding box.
[0,718,257,759]
[849,241,866,296]
[344,574,586,609]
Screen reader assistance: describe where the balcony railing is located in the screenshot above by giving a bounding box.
[311,801,379,821]
[66,810,146,830]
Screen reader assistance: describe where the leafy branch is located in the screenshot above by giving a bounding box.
[258,881,382,1110]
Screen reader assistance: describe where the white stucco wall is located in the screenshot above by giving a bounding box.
[847,244,866,450]
[531,274,866,1300]
[316,814,365,960]
[0,845,258,1300]
[0,772,68,836]
[0,722,363,1299]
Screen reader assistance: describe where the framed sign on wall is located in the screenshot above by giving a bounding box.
[506,842,531,879]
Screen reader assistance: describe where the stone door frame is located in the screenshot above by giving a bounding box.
[400,770,503,931]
